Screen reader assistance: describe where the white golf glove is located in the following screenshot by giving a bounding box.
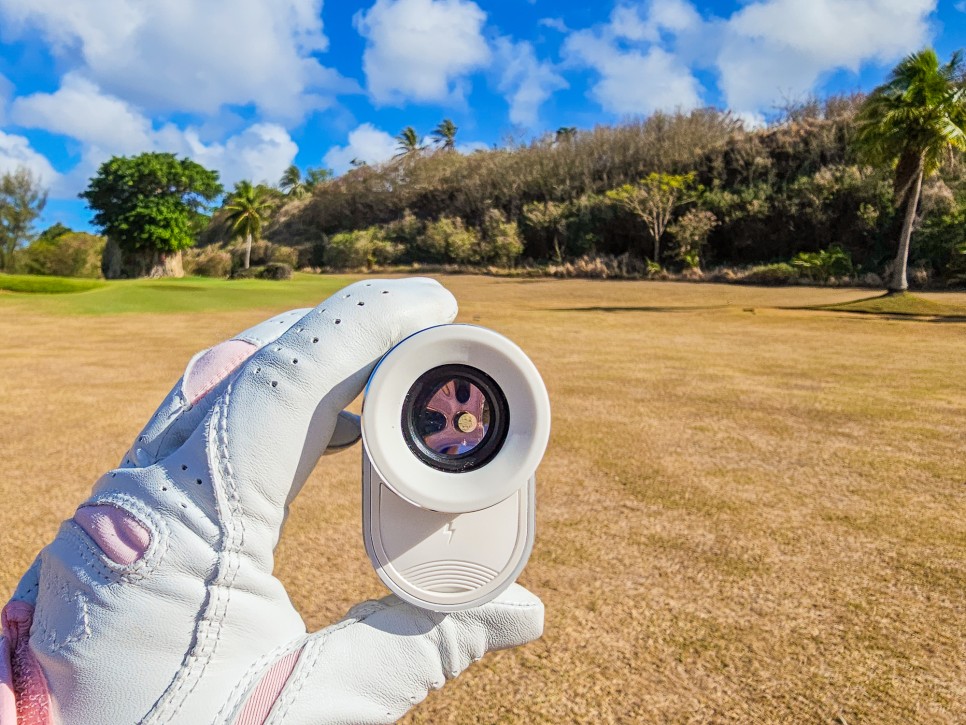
[0,278,544,725]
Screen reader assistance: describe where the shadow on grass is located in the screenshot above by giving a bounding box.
[788,292,966,322]
[549,304,730,313]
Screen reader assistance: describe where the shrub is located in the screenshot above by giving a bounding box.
[740,263,800,285]
[259,262,293,280]
[183,246,232,277]
[547,253,647,279]
[790,244,853,282]
[480,210,524,266]
[668,209,718,269]
[419,217,480,263]
[324,228,402,269]
[18,232,105,278]
[269,245,299,267]
[231,266,260,279]
[384,210,424,249]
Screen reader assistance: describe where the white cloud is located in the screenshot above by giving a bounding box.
[12,74,152,155]
[561,0,937,118]
[538,17,568,33]
[323,123,398,174]
[0,73,11,124]
[172,124,299,188]
[0,0,355,119]
[495,38,568,127]
[0,131,58,186]
[715,0,937,112]
[354,0,491,105]
[563,2,704,116]
[12,78,297,196]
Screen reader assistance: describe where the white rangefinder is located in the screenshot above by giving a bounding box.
[361,324,550,612]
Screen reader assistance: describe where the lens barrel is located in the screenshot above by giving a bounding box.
[402,364,510,473]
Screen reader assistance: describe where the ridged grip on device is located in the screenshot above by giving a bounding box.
[401,561,500,593]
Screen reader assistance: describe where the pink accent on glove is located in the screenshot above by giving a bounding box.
[74,505,150,566]
[233,647,304,725]
[0,602,52,725]
[183,339,259,405]
[0,634,15,724]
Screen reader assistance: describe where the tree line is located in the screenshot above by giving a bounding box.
[2,48,964,290]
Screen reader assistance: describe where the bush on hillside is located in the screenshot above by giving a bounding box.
[324,228,402,269]
[17,232,105,278]
[740,263,801,285]
[258,262,293,280]
[183,246,232,277]
[480,210,524,266]
[790,244,853,282]
[419,217,481,263]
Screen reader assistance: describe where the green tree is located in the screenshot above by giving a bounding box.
[0,168,48,271]
[81,153,221,277]
[37,222,73,243]
[305,167,333,189]
[224,181,274,269]
[854,48,966,291]
[279,165,306,198]
[394,127,424,158]
[432,119,458,151]
[279,166,330,197]
[21,232,105,278]
[668,208,718,269]
[521,201,568,262]
[607,173,700,263]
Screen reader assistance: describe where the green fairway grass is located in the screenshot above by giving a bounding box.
[0,273,106,295]
[0,273,355,315]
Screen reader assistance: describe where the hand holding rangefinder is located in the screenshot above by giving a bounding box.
[361,324,551,611]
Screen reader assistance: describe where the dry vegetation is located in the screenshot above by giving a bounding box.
[1,277,964,723]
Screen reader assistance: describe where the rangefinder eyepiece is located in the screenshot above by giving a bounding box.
[402,364,509,472]
[361,324,550,611]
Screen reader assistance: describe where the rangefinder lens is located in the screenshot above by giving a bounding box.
[403,365,509,472]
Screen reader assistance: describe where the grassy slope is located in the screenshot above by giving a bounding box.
[0,273,354,315]
[808,291,966,318]
[0,273,105,294]
[0,277,963,723]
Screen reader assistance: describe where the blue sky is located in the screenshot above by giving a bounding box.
[0,0,963,232]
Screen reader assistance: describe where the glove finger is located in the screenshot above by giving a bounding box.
[224,585,544,725]
[204,277,457,552]
[324,411,361,454]
[120,308,312,468]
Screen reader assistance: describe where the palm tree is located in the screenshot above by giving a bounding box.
[432,119,458,151]
[394,127,424,158]
[223,181,273,269]
[855,48,966,292]
[279,165,306,198]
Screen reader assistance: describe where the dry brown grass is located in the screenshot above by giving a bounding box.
[1,278,964,724]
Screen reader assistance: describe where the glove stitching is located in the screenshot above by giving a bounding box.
[59,524,134,583]
[73,491,170,578]
[152,392,191,459]
[38,567,90,650]
[263,635,326,723]
[176,391,247,717]
[149,392,247,722]
[215,636,311,723]
[266,604,391,723]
